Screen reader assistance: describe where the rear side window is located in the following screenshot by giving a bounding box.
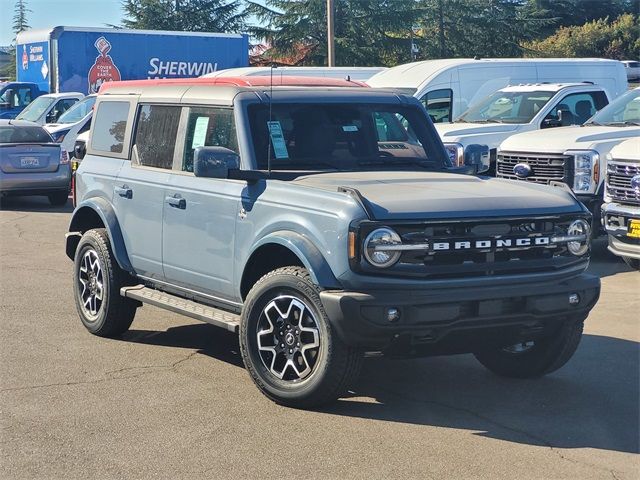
[182,107,238,172]
[91,101,130,153]
[420,89,452,123]
[0,126,52,144]
[134,105,181,169]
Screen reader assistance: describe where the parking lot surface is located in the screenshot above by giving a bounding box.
[1,197,638,479]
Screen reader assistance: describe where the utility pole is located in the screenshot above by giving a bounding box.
[327,0,335,67]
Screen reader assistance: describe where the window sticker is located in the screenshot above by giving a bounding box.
[267,120,289,159]
[192,116,209,149]
[342,125,358,132]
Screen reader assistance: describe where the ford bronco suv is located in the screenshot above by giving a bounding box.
[66,80,600,407]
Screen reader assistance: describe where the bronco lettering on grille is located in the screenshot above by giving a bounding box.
[431,236,551,251]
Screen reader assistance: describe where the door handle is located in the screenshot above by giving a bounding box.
[114,185,133,199]
[165,194,186,210]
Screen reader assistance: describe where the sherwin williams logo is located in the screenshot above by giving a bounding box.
[631,174,640,192]
[513,163,532,178]
[88,37,121,93]
[21,45,28,70]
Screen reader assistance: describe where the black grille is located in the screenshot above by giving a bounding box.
[607,161,640,205]
[497,152,572,185]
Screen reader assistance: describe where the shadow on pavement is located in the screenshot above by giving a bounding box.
[122,323,638,454]
[586,237,633,278]
[0,195,73,213]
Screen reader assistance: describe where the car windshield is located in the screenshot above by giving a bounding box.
[457,90,555,124]
[248,103,449,172]
[0,125,53,143]
[57,96,96,124]
[586,89,640,126]
[15,96,55,122]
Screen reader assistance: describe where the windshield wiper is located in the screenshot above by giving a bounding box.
[601,121,640,127]
[469,118,506,124]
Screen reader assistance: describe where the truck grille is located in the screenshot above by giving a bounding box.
[607,160,640,205]
[497,152,572,185]
[354,215,587,280]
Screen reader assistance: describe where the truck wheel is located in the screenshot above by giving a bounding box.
[622,256,640,270]
[48,191,69,206]
[73,228,137,337]
[240,266,362,408]
[474,318,584,378]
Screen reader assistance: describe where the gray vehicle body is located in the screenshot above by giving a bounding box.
[0,119,71,198]
[67,85,599,353]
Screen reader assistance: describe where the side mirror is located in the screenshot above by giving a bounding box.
[73,142,86,160]
[464,144,490,174]
[193,146,240,179]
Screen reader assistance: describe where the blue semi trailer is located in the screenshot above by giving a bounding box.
[16,26,249,94]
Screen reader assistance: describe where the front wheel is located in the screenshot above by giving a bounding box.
[239,266,362,408]
[474,318,584,378]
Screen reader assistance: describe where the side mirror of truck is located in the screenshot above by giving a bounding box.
[464,144,490,174]
[193,146,240,179]
[542,110,563,129]
[74,142,86,160]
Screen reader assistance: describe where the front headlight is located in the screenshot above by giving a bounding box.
[567,219,591,256]
[443,143,464,167]
[364,227,402,268]
[603,153,613,203]
[568,150,599,192]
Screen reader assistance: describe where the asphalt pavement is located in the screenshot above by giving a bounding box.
[1,196,638,479]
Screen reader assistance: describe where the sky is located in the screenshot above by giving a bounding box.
[1,0,126,46]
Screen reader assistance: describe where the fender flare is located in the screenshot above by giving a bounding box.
[66,197,134,273]
[246,231,341,289]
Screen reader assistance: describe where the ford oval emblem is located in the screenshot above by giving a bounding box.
[631,174,640,192]
[513,163,532,178]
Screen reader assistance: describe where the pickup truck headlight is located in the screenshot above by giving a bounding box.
[568,150,599,192]
[364,228,402,268]
[567,219,590,256]
[443,143,464,167]
[603,153,613,203]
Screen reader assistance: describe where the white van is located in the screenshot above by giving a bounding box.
[203,66,386,82]
[366,58,627,124]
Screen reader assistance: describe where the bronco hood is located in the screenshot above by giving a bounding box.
[292,171,581,220]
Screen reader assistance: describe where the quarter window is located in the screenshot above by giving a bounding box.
[182,107,238,172]
[134,105,181,169]
[91,101,130,153]
[420,89,452,123]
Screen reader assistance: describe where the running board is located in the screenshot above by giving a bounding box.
[121,285,240,333]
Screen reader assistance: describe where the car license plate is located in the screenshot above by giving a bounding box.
[20,156,40,167]
[628,219,640,239]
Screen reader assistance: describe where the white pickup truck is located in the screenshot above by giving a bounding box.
[497,87,640,231]
[436,83,611,174]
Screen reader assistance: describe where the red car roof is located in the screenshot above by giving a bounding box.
[98,75,368,93]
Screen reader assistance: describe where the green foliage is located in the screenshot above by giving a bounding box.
[13,0,31,37]
[122,0,247,32]
[524,14,640,60]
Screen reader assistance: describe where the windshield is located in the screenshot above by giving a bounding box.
[586,89,640,126]
[0,125,52,143]
[248,103,449,172]
[457,90,555,124]
[57,95,96,124]
[16,96,55,122]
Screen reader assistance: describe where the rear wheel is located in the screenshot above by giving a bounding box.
[474,318,584,378]
[73,228,137,337]
[622,256,640,270]
[48,191,69,206]
[240,266,362,408]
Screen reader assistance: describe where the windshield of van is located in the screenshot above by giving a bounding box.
[57,95,96,124]
[248,103,449,172]
[456,90,555,124]
[15,96,55,122]
[586,89,640,127]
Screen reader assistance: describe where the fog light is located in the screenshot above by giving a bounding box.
[387,308,400,322]
[569,293,580,305]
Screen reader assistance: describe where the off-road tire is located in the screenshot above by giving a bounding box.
[73,228,137,337]
[622,256,640,271]
[240,266,362,408]
[48,191,69,206]
[474,318,584,378]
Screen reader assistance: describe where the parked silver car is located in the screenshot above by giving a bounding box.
[0,119,71,205]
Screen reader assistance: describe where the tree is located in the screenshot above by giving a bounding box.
[1,1,32,80]
[122,0,247,32]
[524,13,640,60]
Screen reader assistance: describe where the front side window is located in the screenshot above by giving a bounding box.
[58,96,96,124]
[420,89,452,123]
[91,101,130,153]
[17,87,32,107]
[134,104,181,169]
[586,89,640,126]
[182,107,238,172]
[15,96,55,122]
[457,90,554,124]
[248,103,446,171]
[544,92,609,127]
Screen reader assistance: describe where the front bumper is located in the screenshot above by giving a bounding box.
[0,165,72,196]
[320,273,600,355]
[601,202,640,260]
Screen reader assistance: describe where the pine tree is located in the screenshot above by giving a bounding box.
[13,0,31,38]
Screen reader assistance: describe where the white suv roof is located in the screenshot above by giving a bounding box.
[499,83,596,93]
